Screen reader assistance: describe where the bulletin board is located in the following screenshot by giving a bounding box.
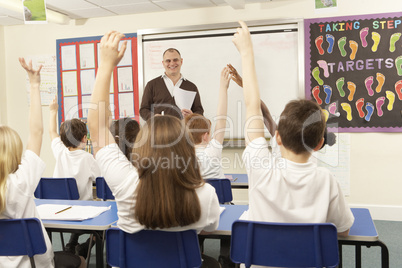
[56,33,139,124]
[305,12,402,132]
[138,19,305,139]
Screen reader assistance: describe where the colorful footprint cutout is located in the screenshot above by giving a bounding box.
[349,40,358,60]
[376,97,385,117]
[323,85,332,104]
[365,102,374,121]
[336,77,345,97]
[390,33,401,52]
[386,91,395,111]
[312,67,324,85]
[322,109,329,122]
[376,73,385,93]
[338,37,347,57]
[326,34,335,54]
[371,32,381,52]
[347,81,356,101]
[395,56,402,76]
[315,36,324,55]
[355,98,365,118]
[356,98,364,118]
[395,80,402,100]
[312,86,322,105]
[317,60,330,78]
[341,103,352,121]
[360,27,369,48]
[329,102,340,117]
[364,76,374,96]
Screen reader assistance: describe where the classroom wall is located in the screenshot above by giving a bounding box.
[0,26,6,124]
[3,0,402,220]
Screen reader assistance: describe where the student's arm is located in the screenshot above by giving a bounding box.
[49,96,59,140]
[338,229,350,237]
[228,63,277,136]
[232,22,264,145]
[88,31,127,156]
[213,66,230,144]
[19,58,43,156]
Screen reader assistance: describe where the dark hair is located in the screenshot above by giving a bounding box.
[184,113,211,145]
[277,99,325,154]
[59,119,87,148]
[110,118,140,159]
[133,115,202,229]
[163,48,181,57]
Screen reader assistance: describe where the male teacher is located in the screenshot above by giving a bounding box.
[139,48,204,120]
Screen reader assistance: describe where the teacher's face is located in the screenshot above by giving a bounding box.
[162,50,183,78]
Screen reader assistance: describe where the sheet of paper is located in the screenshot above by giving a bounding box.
[62,71,78,96]
[80,69,96,95]
[118,40,132,66]
[63,96,79,120]
[118,92,135,118]
[173,87,196,110]
[37,204,111,221]
[220,207,226,214]
[61,45,77,70]
[79,43,95,69]
[117,67,133,92]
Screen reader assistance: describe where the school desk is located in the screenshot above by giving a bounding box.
[34,199,118,268]
[210,205,389,268]
[225,173,248,189]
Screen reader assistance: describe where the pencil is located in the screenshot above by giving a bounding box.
[55,206,72,214]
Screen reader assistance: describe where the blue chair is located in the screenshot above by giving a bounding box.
[230,220,339,268]
[106,228,202,268]
[34,177,79,200]
[96,177,114,200]
[205,178,233,204]
[0,218,47,268]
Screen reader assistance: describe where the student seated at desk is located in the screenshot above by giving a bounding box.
[0,58,85,268]
[232,19,354,243]
[49,98,101,257]
[184,66,231,179]
[88,31,221,268]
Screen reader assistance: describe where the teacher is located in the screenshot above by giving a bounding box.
[139,48,204,120]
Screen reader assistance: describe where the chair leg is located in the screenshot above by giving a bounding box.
[60,232,65,251]
[29,257,36,268]
[86,234,94,268]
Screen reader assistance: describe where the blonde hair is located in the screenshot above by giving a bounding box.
[133,116,203,229]
[0,126,23,213]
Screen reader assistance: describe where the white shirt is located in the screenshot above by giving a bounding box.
[0,150,54,268]
[241,137,354,268]
[96,143,221,234]
[51,137,101,200]
[162,73,185,97]
[243,137,354,229]
[195,139,225,179]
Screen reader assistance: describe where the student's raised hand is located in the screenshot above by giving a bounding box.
[232,21,253,56]
[220,66,231,90]
[227,64,243,87]
[19,57,42,86]
[99,31,127,69]
[49,96,58,112]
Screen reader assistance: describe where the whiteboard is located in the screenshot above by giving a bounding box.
[138,20,304,140]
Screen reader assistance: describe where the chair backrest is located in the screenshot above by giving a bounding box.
[96,177,115,200]
[0,218,47,267]
[230,220,339,268]
[34,177,79,200]
[205,178,233,203]
[106,228,202,268]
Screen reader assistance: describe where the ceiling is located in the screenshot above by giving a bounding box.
[0,0,270,26]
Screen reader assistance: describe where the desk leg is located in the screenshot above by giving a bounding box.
[338,243,343,268]
[378,240,389,268]
[95,231,104,268]
[355,245,361,268]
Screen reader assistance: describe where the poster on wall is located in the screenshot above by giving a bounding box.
[305,12,402,132]
[56,33,139,124]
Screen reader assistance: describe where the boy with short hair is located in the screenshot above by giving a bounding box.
[49,97,101,256]
[185,66,231,179]
[233,20,354,240]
